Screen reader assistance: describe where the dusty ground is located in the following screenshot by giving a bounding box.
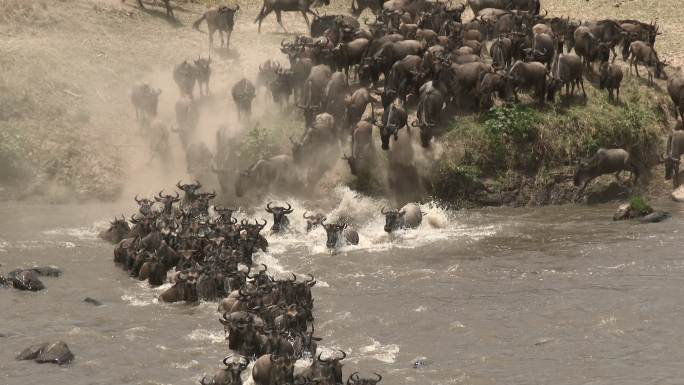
[0,0,680,201]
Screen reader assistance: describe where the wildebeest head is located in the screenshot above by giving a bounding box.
[134,195,155,216]
[270,354,296,385]
[101,215,130,243]
[347,372,383,385]
[256,60,281,88]
[201,356,249,385]
[216,206,238,224]
[176,180,202,201]
[381,207,405,233]
[194,56,211,78]
[303,212,326,232]
[154,190,180,214]
[266,202,293,233]
[323,221,347,249]
[316,350,347,383]
[298,324,322,358]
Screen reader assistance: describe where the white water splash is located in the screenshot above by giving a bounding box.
[43,225,100,240]
[186,329,225,344]
[357,338,400,363]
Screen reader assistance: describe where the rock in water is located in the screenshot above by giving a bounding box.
[637,211,670,223]
[83,297,102,306]
[8,270,45,291]
[35,341,74,365]
[16,343,50,361]
[613,203,632,221]
[672,186,684,202]
[30,266,62,277]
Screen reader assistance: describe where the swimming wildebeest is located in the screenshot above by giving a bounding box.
[303,212,326,232]
[200,356,249,385]
[193,5,239,49]
[574,148,639,199]
[265,202,293,233]
[382,203,423,233]
[252,354,296,385]
[254,0,329,33]
[347,372,383,385]
[131,83,161,123]
[664,131,684,188]
[322,221,359,249]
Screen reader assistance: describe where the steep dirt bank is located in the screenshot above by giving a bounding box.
[0,0,679,206]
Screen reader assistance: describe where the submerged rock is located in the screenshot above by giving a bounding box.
[17,341,74,365]
[83,297,102,306]
[7,269,45,291]
[613,197,669,223]
[672,186,684,202]
[30,266,62,277]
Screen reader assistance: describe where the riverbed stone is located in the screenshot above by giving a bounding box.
[35,341,74,364]
[16,343,50,361]
[30,266,62,277]
[7,269,45,291]
[671,186,684,202]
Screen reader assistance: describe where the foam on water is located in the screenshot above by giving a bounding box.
[252,186,498,257]
[186,329,225,344]
[43,225,100,240]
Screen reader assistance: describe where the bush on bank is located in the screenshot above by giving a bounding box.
[426,76,671,206]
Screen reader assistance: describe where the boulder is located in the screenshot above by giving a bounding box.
[83,297,102,306]
[613,197,669,223]
[7,269,45,291]
[17,341,74,365]
[30,266,62,277]
[671,185,684,202]
[35,341,74,364]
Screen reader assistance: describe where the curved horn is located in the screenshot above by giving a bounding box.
[134,194,141,203]
[223,356,234,366]
[281,39,287,47]
[176,180,183,190]
[266,201,275,213]
[303,212,311,219]
[337,350,347,360]
[381,206,389,214]
[373,373,383,383]
[284,202,292,213]
[200,376,211,385]
[306,274,314,283]
[317,353,327,362]
[291,273,297,281]
[261,263,268,273]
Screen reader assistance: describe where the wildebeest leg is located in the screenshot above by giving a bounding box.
[226,30,232,49]
[275,10,287,32]
[579,78,586,98]
[633,59,640,78]
[257,6,273,34]
[610,47,617,64]
[137,0,145,8]
[208,28,214,50]
[218,30,224,48]
[165,0,174,19]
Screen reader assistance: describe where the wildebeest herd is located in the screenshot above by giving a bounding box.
[99,179,428,384]
[129,0,684,208]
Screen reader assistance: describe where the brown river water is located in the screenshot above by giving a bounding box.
[2,191,684,385]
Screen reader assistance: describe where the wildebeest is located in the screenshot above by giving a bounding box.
[324,72,350,133]
[99,216,130,244]
[303,212,326,232]
[195,57,212,96]
[490,36,512,69]
[628,41,668,85]
[599,62,623,103]
[415,81,445,147]
[256,60,281,92]
[131,83,161,123]
[299,350,347,384]
[667,72,684,122]
[200,356,249,385]
[506,61,547,105]
[550,53,586,99]
[382,203,423,233]
[379,99,409,150]
[345,87,376,131]
[574,148,639,198]
[159,270,199,303]
[254,0,329,33]
[299,64,332,125]
[664,131,684,188]
[344,120,374,175]
[573,26,601,70]
[174,95,199,148]
[231,78,257,120]
[333,38,370,81]
[173,61,197,98]
[322,221,359,248]
[265,202,294,233]
[252,354,295,385]
[193,5,239,49]
[135,0,174,19]
[235,155,303,197]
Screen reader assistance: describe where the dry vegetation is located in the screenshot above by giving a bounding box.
[0,0,680,204]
